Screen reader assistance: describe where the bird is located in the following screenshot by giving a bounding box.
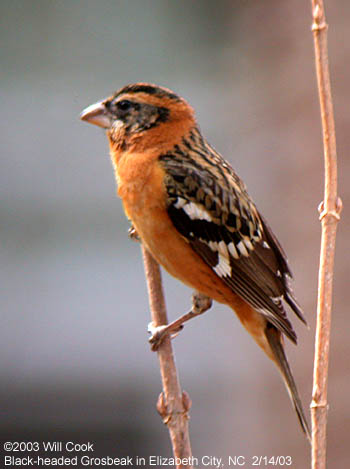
[80,82,310,440]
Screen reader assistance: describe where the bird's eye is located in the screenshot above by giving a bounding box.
[117,100,133,111]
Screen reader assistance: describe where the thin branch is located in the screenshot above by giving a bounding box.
[141,246,193,469]
[310,2,342,468]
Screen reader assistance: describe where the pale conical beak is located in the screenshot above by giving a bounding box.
[80,101,112,129]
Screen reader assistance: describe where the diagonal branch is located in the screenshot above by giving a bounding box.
[141,246,193,469]
[310,2,342,468]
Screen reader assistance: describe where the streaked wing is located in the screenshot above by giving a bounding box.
[160,137,305,342]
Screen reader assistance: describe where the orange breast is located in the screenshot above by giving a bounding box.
[114,151,271,359]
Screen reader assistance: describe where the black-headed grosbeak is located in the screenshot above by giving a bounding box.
[81,83,310,440]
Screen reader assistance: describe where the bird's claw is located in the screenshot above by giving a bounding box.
[128,226,140,242]
[148,322,183,351]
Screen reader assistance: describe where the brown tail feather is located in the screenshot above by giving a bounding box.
[265,323,311,443]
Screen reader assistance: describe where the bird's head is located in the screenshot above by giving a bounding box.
[80,83,196,153]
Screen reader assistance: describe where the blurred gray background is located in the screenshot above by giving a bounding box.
[1,1,349,467]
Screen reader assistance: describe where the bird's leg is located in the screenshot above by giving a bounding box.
[148,292,212,351]
[128,225,140,242]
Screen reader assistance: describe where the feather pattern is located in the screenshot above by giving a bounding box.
[160,127,306,343]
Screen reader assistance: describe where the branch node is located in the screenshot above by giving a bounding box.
[312,4,328,32]
[156,391,192,425]
[318,197,343,221]
[156,392,171,424]
[310,400,329,410]
[182,391,192,413]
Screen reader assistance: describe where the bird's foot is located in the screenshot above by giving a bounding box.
[148,322,184,351]
[148,292,212,351]
[128,225,140,242]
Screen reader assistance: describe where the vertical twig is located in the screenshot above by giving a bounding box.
[310,2,342,468]
[141,246,193,469]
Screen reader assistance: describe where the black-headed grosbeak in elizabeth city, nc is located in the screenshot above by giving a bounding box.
[81,83,310,440]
